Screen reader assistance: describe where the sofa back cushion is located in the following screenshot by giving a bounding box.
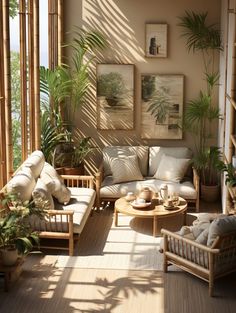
[21,150,45,179]
[148,146,192,176]
[103,146,149,177]
[207,215,236,247]
[7,167,36,202]
[40,162,71,204]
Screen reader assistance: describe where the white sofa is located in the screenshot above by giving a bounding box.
[1,150,96,256]
[95,146,200,211]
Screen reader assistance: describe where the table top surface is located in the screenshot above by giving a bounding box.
[114,197,187,218]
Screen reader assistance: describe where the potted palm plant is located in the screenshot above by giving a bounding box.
[179,11,222,201]
[40,28,107,167]
[0,194,43,266]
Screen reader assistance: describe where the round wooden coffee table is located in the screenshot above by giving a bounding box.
[114,197,187,237]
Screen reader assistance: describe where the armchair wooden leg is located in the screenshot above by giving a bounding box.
[209,278,214,297]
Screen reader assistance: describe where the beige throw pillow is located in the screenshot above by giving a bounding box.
[111,155,143,184]
[153,154,190,183]
[40,162,71,204]
[32,178,54,210]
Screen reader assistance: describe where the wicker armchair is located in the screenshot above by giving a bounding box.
[161,228,236,296]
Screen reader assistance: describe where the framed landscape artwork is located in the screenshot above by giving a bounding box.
[97,64,134,130]
[141,74,184,139]
[145,24,168,58]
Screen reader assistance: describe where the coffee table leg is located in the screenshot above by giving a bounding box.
[114,208,118,226]
[153,216,157,237]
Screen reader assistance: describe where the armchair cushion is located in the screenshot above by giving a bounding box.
[110,155,143,184]
[207,215,236,247]
[153,154,191,182]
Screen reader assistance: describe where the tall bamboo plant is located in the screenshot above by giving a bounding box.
[179,11,223,185]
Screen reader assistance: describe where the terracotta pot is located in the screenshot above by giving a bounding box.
[63,164,84,176]
[138,187,153,202]
[201,184,220,202]
[1,248,18,266]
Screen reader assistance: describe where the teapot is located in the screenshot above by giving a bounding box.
[139,187,153,202]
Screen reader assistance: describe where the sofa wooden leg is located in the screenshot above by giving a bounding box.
[163,255,168,273]
[69,238,74,256]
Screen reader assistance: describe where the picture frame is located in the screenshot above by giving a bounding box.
[145,24,168,58]
[97,64,134,130]
[141,74,184,139]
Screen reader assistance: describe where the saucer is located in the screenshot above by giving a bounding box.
[130,201,151,209]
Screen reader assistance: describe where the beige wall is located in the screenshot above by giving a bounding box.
[64,0,221,171]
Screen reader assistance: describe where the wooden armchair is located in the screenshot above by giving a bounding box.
[161,228,236,296]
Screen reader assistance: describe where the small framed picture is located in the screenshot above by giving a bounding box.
[145,24,168,58]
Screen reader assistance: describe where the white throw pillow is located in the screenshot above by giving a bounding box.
[32,178,54,210]
[40,162,71,204]
[7,167,36,202]
[153,154,191,182]
[111,155,143,184]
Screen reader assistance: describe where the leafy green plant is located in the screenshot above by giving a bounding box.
[219,163,236,187]
[71,137,93,168]
[97,72,126,100]
[179,11,222,186]
[0,194,44,255]
[40,28,107,127]
[192,146,224,186]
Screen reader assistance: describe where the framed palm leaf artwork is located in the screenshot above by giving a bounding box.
[141,74,184,139]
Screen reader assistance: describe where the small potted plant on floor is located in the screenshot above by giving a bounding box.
[0,194,43,266]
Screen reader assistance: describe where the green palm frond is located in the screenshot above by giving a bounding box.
[178,11,222,52]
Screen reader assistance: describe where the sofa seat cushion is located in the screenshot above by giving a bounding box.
[100,176,197,200]
[30,187,96,234]
[103,146,149,177]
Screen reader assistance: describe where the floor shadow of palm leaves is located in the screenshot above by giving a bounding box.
[80,272,162,313]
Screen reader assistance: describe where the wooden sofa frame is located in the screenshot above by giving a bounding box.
[95,163,200,212]
[161,228,236,296]
[0,174,94,256]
